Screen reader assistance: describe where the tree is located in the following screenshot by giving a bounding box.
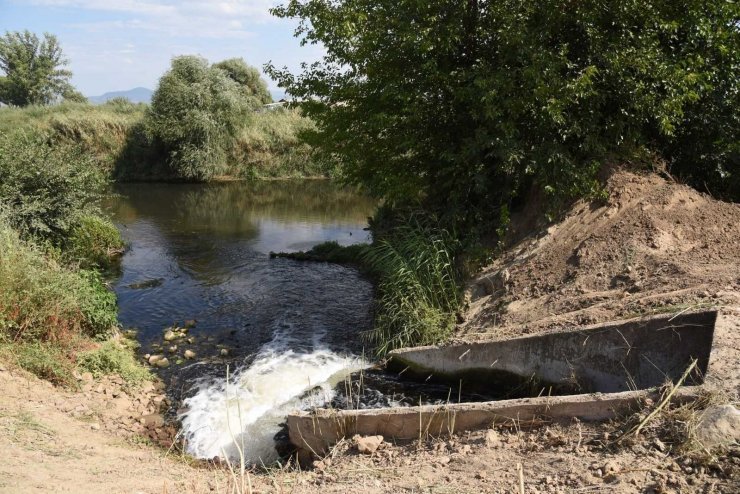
[147,55,250,180]
[267,0,740,227]
[0,30,74,106]
[213,58,272,105]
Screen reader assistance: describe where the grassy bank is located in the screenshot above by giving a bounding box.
[0,128,148,387]
[0,101,327,182]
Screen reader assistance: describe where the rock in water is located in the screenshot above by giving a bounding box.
[354,434,383,454]
[184,349,196,359]
[148,355,163,365]
[696,404,740,449]
[163,330,176,341]
[155,357,170,368]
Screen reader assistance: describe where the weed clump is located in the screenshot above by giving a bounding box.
[77,338,151,385]
[65,215,124,269]
[362,216,462,355]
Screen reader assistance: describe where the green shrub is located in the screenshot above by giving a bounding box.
[0,219,117,343]
[270,0,740,227]
[0,128,107,244]
[77,339,151,385]
[362,216,461,355]
[66,215,124,269]
[147,55,252,180]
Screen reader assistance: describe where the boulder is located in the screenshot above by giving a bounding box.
[163,330,176,341]
[155,357,170,368]
[695,404,740,449]
[184,349,196,359]
[138,413,164,428]
[148,355,163,365]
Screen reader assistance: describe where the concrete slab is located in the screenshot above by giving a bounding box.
[287,387,700,456]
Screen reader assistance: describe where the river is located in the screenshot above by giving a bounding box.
[109,180,377,463]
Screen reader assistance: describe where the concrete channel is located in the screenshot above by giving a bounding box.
[287,311,717,456]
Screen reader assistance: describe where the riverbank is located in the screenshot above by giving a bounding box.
[0,101,327,181]
[1,359,737,493]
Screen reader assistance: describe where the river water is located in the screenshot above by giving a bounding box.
[109,180,377,463]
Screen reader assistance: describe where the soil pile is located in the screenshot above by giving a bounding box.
[462,170,740,339]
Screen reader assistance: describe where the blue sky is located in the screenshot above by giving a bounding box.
[0,0,322,96]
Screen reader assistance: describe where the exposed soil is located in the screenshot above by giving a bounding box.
[1,169,737,493]
[461,170,739,341]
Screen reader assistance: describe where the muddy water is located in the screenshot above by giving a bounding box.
[109,180,377,462]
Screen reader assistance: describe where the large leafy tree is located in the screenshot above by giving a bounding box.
[0,30,75,107]
[267,0,739,227]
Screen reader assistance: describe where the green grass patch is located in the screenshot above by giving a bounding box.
[77,338,151,386]
[0,339,77,387]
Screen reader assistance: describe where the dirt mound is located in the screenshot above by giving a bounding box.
[461,170,740,340]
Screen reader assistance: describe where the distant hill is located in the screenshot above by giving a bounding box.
[88,87,153,104]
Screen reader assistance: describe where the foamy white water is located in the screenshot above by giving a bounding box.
[178,345,368,463]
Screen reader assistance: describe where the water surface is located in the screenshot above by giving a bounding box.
[109,180,376,461]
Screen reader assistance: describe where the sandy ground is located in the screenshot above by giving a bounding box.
[0,170,737,493]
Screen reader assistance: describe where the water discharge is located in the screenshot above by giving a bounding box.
[179,344,368,462]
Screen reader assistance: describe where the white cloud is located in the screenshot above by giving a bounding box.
[24,0,277,21]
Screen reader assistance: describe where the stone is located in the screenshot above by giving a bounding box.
[138,413,164,428]
[353,434,383,454]
[220,348,229,357]
[695,405,740,449]
[148,355,163,365]
[168,345,177,353]
[163,330,177,341]
[184,349,196,359]
[155,357,170,368]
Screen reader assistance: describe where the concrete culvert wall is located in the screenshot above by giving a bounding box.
[287,311,717,456]
[387,310,716,396]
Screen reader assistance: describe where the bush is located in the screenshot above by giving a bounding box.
[0,128,107,244]
[66,215,124,269]
[77,339,151,385]
[0,219,117,343]
[147,55,252,180]
[362,216,461,355]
